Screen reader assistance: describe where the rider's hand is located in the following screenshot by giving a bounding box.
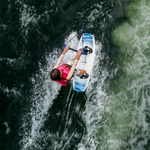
[62,45,70,55]
[64,45,70,51]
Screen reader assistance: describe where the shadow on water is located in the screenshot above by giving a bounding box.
[43,83,87,149]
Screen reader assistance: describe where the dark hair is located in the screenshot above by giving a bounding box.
[50,68,61,81]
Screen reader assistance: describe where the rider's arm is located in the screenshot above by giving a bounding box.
[66,50,82,80]
[53,46,70,68]
[66,60,78,80]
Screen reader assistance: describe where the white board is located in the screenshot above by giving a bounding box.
[73,33,95,92]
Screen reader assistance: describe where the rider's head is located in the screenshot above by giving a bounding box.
[50,68,62,81]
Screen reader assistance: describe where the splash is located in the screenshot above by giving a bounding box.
[20,32,80,150]
[20,50,61,149]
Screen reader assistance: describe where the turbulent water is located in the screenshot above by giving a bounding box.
[1,0,150,149]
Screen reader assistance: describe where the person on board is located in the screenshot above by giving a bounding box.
[50,45,89,86]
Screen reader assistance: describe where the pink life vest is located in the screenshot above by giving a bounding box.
[56,64,72,86]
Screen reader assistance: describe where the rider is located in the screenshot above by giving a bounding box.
[50,45,88,86]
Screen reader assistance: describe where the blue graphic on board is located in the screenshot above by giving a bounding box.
[74,77,89,92]
[79,33,94,48]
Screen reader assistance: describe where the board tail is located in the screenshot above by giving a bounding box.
[73,76,89,92]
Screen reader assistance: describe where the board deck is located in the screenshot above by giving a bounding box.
[73,33,95,92]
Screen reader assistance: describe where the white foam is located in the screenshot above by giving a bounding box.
[0,58,16,64]
[0,24,7,30]
[4,122,10,134]
[0,83,21,97]
[20,49,61,149]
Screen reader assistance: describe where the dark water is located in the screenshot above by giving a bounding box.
[1,0,150,149]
